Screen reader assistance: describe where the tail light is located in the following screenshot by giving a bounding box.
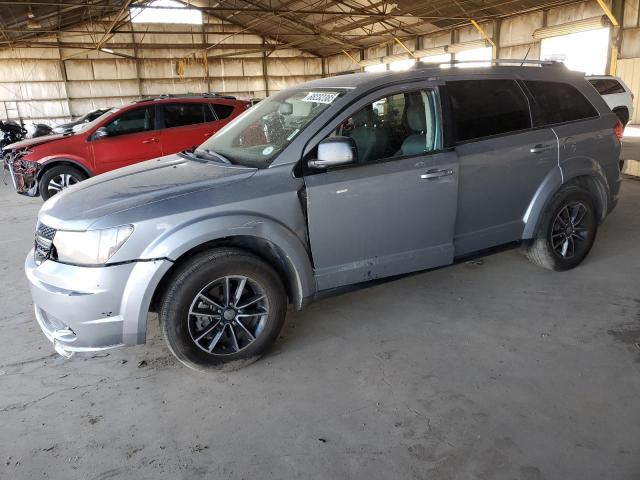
[615,121,624,140]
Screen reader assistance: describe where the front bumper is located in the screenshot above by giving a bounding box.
[5,152,40,197]
[25,250,172,357]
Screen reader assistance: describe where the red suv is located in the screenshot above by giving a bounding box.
[4,94,249,200]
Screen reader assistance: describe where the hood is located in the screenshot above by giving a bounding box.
[3,133,70,151]
[39,154,257,230]
[52,121,76,131]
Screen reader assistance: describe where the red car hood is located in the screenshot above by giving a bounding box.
[3,133,69,151]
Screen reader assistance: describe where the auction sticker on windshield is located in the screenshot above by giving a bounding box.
[302,92,340,104]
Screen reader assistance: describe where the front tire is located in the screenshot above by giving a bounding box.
[159,248,287,372]
[39,165,87,201]
[524,187,598,271]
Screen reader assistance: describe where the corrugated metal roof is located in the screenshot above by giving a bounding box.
[0,0,582,56]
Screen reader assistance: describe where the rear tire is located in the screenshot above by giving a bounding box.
[159,248,287,372]
[524,187,598,271]
[39,165,87,201]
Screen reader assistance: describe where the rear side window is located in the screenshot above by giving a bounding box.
[524,81,598,126]
[162,103,206,128]
[446,80,531,142]
[212,103,235,120]
[204,104,216,122]
[589,78,626,95]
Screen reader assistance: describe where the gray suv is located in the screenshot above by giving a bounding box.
[26,63,622,370]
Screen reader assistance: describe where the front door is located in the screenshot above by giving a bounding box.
[303,85,459,291]
[90,105,162,174]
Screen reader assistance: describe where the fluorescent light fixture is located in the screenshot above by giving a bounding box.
[100,48,114,54]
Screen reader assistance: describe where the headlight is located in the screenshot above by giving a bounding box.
[52,225,134,265]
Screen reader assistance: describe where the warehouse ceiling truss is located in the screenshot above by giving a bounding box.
[0,0,587,58]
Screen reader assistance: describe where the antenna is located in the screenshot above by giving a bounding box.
[520,46,532,67]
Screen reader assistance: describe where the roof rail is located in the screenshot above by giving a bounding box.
[134,92,237,103]
[413,58,566,69]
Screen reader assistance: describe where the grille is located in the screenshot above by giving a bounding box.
[37,222,56,240]
[34,222,56,264]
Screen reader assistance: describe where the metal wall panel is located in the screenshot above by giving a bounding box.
[0,82,66,101]
[67,80,140,99]
[621,29,640,58]
[500,11,544,47]
[617,58,640,123]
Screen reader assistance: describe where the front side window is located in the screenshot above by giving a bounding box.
[200,89,345,167]
[104,106,155,136]
[162,103,205,128]
[447,79,531,142]
[525,80,598,126]
[330,89,440,163]
[588,78,625,95]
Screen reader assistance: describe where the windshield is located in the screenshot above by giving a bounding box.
[75,107,119,134]
[198,89,346,167]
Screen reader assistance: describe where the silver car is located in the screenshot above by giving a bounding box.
[26,63,622,370]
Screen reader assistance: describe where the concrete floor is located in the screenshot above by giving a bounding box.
[1,157,640,479]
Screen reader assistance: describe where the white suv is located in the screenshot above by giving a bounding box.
[587,75,635,126]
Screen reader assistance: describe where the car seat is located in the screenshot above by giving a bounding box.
[349,107,389,163]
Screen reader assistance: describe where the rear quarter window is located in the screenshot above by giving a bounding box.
[212,103,235,120]
[446,79,532,142]
[524,80,598,126]
[588,78,626,95]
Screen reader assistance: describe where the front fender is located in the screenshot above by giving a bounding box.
[34,156,93,180]
[140,214,316,308]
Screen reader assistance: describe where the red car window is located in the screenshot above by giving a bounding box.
[105,106,155,136]
[212,103,235,120]
[162,103,206,128]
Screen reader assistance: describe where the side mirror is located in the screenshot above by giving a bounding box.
[92,127,109,140]
[308,136,356,169]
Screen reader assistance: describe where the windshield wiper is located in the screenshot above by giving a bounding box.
[192,148,233,165]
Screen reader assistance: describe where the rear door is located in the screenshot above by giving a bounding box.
[303,83,459,290]
[90,105,162,174]
[523,79,620,194]
[158,102,218,155]
[445,78,559,256]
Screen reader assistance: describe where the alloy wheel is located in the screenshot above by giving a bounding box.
[47,173,78,196]
[187,275,269,355]
[550,201,591,259]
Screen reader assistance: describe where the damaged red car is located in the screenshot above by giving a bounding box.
[3,94,249,200]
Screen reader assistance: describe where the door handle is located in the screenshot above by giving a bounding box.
[142,138,159,144]
[420,168,453,180]
[530,144,553,154]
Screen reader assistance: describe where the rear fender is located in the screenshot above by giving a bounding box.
[522,160,609,239]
